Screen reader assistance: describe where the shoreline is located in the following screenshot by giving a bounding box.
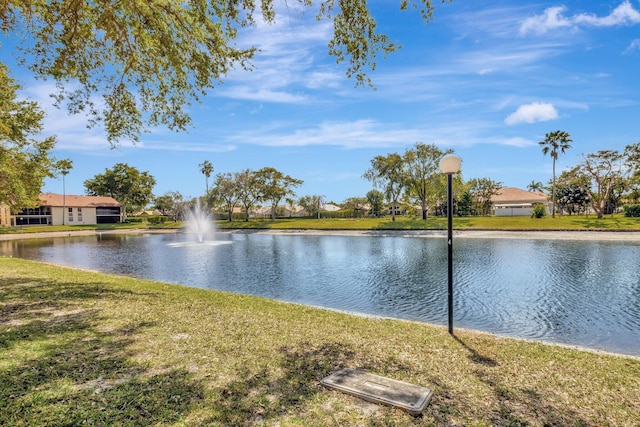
[0,228,177,241]
[304,302,639,360]
[2,227,640,242]
[220,228,640,242]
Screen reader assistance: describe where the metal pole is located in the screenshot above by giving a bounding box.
[62,176,66,226]
[447,173,454,334]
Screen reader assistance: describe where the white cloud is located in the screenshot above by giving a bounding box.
[501,137,535,147]
[221,6,336,98]
[574,1,640,27]
[477,68,495,75]
[520,1,640,35]
[520,6,573,35]
[459,44,565,73]
[225,116,518,151]
[505,102,559,125]
[215,86,308,103]
[229,119,424,148]
[130,141,237,153]
[305,71,342,89]
[624,38,640,54]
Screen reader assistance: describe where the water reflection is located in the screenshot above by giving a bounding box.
[2,233,639,356]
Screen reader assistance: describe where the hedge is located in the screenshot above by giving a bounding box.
[623,204,640,217]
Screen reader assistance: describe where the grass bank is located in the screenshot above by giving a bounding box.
[1,258,638,426]
[215,214,640,231]
[2,215,638,235]
[0,221,182,235]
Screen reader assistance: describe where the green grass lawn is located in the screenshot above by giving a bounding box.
[214,214,640,231]
[1,257,638,426]
[2,214,638,235]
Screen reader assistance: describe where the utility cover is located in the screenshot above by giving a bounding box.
[321,368,433,415]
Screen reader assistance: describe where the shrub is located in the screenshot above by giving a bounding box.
[532,204,547,218]
[147,215,167,224]
[623,204,640,217]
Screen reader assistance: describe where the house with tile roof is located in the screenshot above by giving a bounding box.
[4,193,122,226]
[491,187,550,217]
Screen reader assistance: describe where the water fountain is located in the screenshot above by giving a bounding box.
[169,200,231,247]
[186,200,212,243]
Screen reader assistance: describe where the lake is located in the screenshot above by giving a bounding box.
[2,231,639,357]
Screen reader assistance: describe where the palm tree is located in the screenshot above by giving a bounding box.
[198,160,214,194]
[539,130,572,218]
[527,180,543,193]
[56,159,73,225]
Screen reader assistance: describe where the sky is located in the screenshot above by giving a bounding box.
[3,1,640,204]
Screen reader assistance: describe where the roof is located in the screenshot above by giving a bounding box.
[491,187,548,204]
[39,193,121,208]
[321,203,341,212]
[283,205,305,214]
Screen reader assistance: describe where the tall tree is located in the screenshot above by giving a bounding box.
[625,142,640,203]
[433,174,465,215]
[363,153,405,221]
[54,159,73,225]
[199,160,214,195]
[298,195,326,219]
[552,170,591,216]
[1,1,448,144]
[154,193,175,217]
[254,167,303,220]
[539,130,573,218]
[211,172,241,221]
[366,189,385,217]
[468,178,502,216]
[570,150,625,219]
[154,191,186,220]
[235,169,262,222]
[0,64,57,211]
[625,141,640,174]
[84,163,156,220]
[170,191,188,221]
[403,142,453,220]
[284,197,297,217]
[527,180,543,192]
[342,197,368,218]
[457,191,473,216]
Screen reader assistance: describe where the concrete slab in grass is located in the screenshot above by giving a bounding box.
[321,368,433,416]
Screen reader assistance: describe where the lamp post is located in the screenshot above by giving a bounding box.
[439,155,461,334]
[62,175,66,226]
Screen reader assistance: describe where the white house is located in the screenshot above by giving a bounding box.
[8,194,122,226]
[492,187,550,217]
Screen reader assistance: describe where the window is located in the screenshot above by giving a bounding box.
[16,206,51,216]
[77,208,83,222]
[68,207,73,222]
[96,207,120,215]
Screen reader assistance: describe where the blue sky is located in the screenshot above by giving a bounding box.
[4,1,640,203]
